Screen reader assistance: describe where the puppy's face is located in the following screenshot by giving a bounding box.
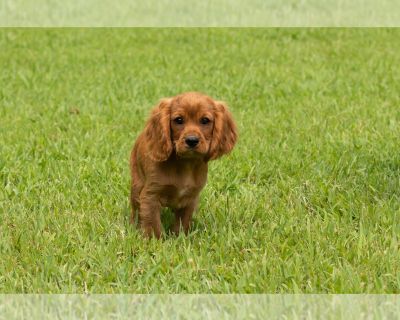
[170,94,215,159]
[144,92,237,162]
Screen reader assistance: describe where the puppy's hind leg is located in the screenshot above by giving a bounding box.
[130,185,140,225]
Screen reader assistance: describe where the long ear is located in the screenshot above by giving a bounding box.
[144,98,173,161]
[209,101,238,160]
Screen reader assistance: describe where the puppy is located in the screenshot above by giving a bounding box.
[130,92,237,238]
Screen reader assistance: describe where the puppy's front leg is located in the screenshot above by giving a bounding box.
[139,193,162,239]
[172,199,198,235]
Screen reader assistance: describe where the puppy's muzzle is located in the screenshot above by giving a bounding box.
[185,136,199,148]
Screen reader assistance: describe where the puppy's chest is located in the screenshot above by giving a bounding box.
[177,186,193,198]
[162,176,206,209]
[162,185,196,209]
[156,160,208,209]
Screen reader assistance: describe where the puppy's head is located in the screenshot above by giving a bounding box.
[145,92,237,161]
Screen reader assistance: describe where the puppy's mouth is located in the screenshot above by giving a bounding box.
[176,148,203,159]
[174,141,208,158]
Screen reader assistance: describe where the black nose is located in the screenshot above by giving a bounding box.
[185,136,199,148]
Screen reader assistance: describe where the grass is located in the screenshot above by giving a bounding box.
[0,28,400,293]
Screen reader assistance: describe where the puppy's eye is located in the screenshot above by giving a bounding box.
[200,117,210,125]
[174,117,184,124]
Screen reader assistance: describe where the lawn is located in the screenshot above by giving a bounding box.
[0,28,399,293]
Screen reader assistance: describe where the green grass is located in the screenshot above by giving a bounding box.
[1,28,400,293]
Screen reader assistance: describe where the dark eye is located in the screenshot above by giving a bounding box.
[174,117,184,124]
[200,117,210,125]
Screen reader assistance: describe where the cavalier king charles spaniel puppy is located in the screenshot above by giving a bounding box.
[130,92,237,238]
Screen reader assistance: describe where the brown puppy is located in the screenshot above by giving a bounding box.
[130,92,237,238]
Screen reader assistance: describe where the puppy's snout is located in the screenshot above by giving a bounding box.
[185,136,199,148]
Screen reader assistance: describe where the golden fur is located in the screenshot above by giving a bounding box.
[130,92,237,238]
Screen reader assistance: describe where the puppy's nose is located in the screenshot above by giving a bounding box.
[185,136,199,148]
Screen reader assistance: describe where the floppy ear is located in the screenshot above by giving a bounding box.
[208,101,238,160]
[144,98,173,161]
